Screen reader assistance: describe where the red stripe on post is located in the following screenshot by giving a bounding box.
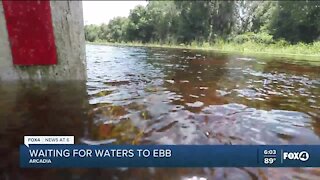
[2,1,57,65]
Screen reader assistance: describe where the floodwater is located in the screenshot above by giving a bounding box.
[0,44,320,179]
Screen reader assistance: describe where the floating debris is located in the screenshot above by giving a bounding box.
[145,86,160,92]
[186,56,196,60]
[236,57,254,61]
[104,80,130,86]
[165,80,175,84]
[216,90,230,96]
[80,138,116,145]
[97,90,113,97]
[205,131,211,137]
[140,111,151,120]
[199,87,208,90]
[189,94,199,98]
[180,80,190,83]
[186,101,204,107]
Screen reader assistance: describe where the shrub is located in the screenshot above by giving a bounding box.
[233,32,274,44]
[313,41,320,48]
[274,39,289,47]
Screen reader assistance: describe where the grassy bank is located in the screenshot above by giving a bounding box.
[88,41,320,63]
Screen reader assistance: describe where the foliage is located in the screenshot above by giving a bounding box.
[84,24,100,42]
[232,32,274,44]
[84,1,320,45]
[106,17,128,42]
[269,1,320,43]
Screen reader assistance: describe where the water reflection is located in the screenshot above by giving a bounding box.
[0,44,319,179]
[0,81,89,179]
[85,44,320,179]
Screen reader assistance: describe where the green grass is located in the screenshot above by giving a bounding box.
[87,40,320,63]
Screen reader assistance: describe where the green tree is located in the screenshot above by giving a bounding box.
[126,5,154,42]
[234,1,276,34]
[174,1,211,43]
[98,23,109,40]
[84,1,320,45]
[269,1,320,43]
[84,24,100,42]
[107,17,128,42]
[145,1,178,43]
[208,1,236,41]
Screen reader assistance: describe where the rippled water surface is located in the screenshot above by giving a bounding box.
[0,44,320,179]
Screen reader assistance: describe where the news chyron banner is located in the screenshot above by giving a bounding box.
[21,136,320,168]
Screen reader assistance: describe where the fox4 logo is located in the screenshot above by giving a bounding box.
[283,151,309,162]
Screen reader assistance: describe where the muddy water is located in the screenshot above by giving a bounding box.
[0,44,320,179]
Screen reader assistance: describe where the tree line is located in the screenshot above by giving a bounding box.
[84,1,320,45]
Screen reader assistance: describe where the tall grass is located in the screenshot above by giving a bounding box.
[88,36,320,61]
[212,41,320,56]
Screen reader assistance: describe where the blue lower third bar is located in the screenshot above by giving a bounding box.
[20,145,320,168]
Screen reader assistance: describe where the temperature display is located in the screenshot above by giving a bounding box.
[263,149,277,165]
[264,157,277,164]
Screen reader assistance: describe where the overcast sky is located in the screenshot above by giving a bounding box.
[82,1,148,25]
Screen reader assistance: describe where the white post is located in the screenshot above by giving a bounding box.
[0,1,86,82]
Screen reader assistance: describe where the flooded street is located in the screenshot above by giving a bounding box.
[1,44,320,179]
